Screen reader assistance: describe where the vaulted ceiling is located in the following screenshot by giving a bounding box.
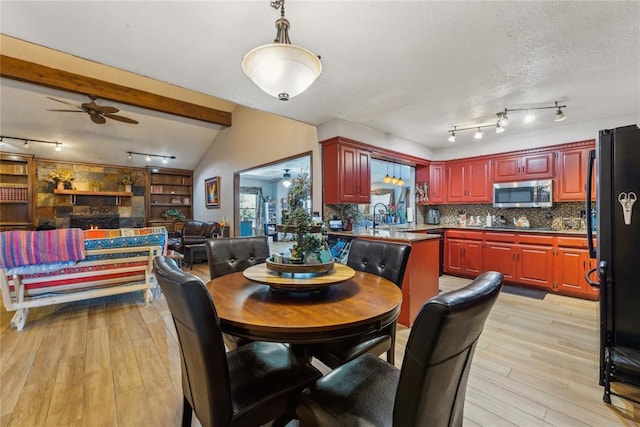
[1,1,638,169]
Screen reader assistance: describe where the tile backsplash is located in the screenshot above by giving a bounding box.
[416,202,594,230]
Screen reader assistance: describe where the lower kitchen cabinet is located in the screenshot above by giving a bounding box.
[444,230,598,299]
[444,231,483,276]
[554,237,599,299]
[517,243,554,289]
[483,233,517,282]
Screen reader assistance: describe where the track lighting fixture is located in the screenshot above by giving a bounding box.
[497,109,509,127]
[0,135,63,151]
[446,100,567,142]
[554,101,567,122]
[448,127,456,143]
[126,151,176,163]
[282,169,292,187]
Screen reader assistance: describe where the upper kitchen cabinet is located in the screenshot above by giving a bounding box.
[428,162,446,204]
[322,138,371,204]
[446,159,491,203]
[555,141,596,202]
[492,152,555,182]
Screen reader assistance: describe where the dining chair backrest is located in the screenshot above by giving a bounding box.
[346,239,411,288]
[205,236,270,280]
[394,271,503,426]
[153,256,233,427]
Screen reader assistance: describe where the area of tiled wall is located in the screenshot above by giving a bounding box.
[416,201,594,230]
[36,160,147,228]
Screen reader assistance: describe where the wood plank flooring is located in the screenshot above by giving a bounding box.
[1,263,639,426]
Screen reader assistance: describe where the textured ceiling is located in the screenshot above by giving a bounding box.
[1,1,639,168]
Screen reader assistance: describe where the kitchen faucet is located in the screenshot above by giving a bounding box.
[372,203,390,228]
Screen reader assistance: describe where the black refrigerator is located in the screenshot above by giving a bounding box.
[586,124,640,404]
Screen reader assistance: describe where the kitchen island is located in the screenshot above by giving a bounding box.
[329,228,440,327]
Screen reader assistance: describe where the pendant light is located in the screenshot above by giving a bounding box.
[397,165,405,186]
[382,162,392,183]
[282,169,292,187]
[242,0,322,101]
[390,164,399,185]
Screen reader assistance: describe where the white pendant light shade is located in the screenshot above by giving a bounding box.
[243,1,321,101]
[243,44,321,101]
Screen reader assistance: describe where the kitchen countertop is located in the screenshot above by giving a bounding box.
[330,224,590,237]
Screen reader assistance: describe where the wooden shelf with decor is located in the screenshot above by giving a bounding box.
[146,167,193,227]
[53,189,133,205]
[0,153,34,230]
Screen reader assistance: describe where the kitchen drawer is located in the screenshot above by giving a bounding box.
[446,230,483,240]
[483,232,516,242]
[557,236,596,248]
[518,234,555,246]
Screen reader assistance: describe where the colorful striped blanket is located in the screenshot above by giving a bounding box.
[0,228,85,269]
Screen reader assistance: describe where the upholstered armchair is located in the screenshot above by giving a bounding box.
[167,220,220,254]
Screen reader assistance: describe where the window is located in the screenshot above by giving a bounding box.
[239,193,257,223]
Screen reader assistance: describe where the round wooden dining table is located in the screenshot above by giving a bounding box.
[205,268,402,345]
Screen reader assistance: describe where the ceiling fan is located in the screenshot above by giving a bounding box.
[47,95,139,125]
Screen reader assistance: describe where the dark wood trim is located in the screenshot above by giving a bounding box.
[0,55,232,127]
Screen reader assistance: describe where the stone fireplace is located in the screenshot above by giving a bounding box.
[70,214,120,230]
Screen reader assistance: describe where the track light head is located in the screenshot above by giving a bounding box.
[497,109,509,127]
[474,128,483,139]
[55,143,62,152]
[524,110,535,123]
[554,101,567,122]
[496,123,505,134]
[448,129,456,142]
[24,140,29,148]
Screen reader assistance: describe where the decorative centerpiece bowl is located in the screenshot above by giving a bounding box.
[266,255,335,275]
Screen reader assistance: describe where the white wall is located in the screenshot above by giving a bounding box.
[193,105,320,231]
[317,119,435,160]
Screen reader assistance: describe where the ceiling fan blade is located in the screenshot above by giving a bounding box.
[47,109,86,112]
[47,97,82,109]
[90,114,107,124]
[82,101,119,114]
[104,113,139,124]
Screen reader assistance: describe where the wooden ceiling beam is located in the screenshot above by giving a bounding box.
[0,55,232,127]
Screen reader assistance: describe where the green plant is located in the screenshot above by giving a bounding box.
[162,208,186,220]
[88,181,104,191]
[283,169,323,257]
[120,174,133,185]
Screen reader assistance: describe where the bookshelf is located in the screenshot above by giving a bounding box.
[0,153,34,230]
[146,167,193,229]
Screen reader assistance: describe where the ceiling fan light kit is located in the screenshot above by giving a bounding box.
[447,100,567,142]
[242,0,322,101]
[47,95,139,125]
[282,169,292,187]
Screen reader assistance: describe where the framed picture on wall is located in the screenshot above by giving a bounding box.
[205,176,220,208]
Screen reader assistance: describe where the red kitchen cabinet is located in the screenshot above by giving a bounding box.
[514,234,555,289]
[444,230,483,276]
[446,159,491,203]
[554,236,599,299]
[555,144,596,202]
[429,162,446,203]
[322,140,371,204]
[492,152,555,182]
[483,233,517,282]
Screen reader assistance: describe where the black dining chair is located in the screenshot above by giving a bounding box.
[205,235,270,280]
[205,236,270,349]
[297,271,504,427]
[310,239,411,368]
[153,256,322,427]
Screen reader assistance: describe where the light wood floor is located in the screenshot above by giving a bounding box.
[2,263,639,426]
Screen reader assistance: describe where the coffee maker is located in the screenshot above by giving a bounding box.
[425,208,441,225]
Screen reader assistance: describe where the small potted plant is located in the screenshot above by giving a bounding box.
[162,208,186,221]
[120,175,133,193]
[46,170,74,190]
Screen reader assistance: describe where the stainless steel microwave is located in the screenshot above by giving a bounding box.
[493,180,553,208]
